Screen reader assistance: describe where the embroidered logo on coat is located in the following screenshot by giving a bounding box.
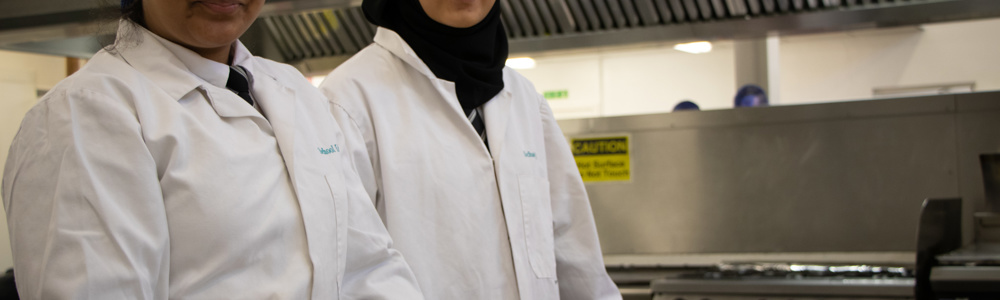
[523,151,536,158]
[318,144,340,155]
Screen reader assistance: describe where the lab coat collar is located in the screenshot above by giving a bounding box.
[482,73,515,156]
[375,26,516,155]
[115,20,255,102]
[145,30,230,89]
[252,69,299,185]
[373,27,438,80]
[115,21,203,102]
[113,20,301,193]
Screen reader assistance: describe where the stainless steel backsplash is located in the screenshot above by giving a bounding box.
[558,92,1000,255]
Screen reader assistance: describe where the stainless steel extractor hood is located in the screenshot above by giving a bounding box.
[3,0,1000,65]
[258,0,1000,64]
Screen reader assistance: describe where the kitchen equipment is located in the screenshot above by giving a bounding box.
[982,154,1000,213]
[651,262,915,299]
[913,155,1000,299]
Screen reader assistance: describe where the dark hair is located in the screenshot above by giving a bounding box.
[673,100,700,111]
[98,0,145,52]
[121,0,146,27]
[734,84,769,107]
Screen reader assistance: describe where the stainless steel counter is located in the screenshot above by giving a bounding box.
[652,277,914,299]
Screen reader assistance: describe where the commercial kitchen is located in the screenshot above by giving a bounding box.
[1,0,999,298]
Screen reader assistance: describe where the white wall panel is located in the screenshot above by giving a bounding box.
[518,42,737,119]
[779,18,1000,105]
[601,41,736,115]
[519,18,1000,119]
[515,53,603,120]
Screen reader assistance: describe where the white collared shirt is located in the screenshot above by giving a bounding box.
[144,30,234,89]
[145,30,265,114]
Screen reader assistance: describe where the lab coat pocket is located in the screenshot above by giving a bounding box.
[325,173,350,288]
[519,175,557,278]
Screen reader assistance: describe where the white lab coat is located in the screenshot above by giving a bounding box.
[320,27,620,300]
[1,22,421,300]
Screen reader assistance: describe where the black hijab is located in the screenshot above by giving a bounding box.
[362,0,508,113]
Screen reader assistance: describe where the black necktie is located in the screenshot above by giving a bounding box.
[465,106,488,150]
[226,65,254,106]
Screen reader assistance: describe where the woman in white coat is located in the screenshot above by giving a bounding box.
[1,0,421,298]
[320,0,620,298]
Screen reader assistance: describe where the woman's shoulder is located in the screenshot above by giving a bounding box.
[503,67,544,101]
[326,44,402,83]
[502,66,535,87]
[248,57,336,107]
[41,51,148,106]
[247,56,309,84]
[19,53,147,142]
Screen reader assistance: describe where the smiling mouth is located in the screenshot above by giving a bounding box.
[196,1,243,14]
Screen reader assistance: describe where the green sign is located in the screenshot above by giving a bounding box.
[543,90,569,100]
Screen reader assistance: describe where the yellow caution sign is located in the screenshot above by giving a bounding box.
[571,136,630,182]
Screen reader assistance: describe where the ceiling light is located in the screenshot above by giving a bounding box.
[674,41,713,54]
[506,57,536,69]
